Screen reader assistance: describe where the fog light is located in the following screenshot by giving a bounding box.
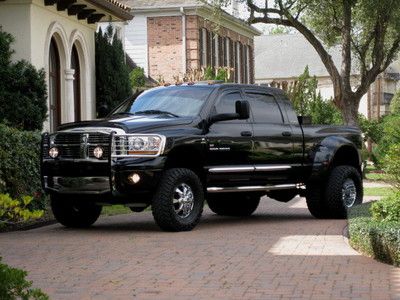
[49,147,59,158]
[93,146,104,159]
[128,173,141,184]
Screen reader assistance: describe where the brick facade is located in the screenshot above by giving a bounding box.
[147,16,183,83]
[147,15,256,83]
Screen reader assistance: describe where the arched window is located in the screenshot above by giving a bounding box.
[71,44,81,121]
[49,38,61,132]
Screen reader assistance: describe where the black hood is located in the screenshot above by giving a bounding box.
[58,114,195,133]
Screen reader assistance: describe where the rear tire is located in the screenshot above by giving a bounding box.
[151,168,204,232]
[207,193,260,216]
[306,165,363,219]
[51,195,102,228]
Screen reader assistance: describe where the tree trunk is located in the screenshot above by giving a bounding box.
[339,93,361,126]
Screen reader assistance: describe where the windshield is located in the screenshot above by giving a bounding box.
[113,86,213,117]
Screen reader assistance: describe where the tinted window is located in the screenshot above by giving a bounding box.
[214,91,241,114]
[245,92,283,123]
[113,86,213,117]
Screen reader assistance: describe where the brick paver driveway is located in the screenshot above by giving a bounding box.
[1,197,399,300]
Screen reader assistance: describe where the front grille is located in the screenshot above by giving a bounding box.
[44,132,110,160]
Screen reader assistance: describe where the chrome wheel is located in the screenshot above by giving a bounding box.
[342,178,357,207]
[173,183,194,218]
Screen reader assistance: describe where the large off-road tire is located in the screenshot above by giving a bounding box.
[51,195,102,228]
[207,193,260,216]
[325,165,363,218]
[267,190,298,202]
[306,165,363,219]
[151,168,204,232]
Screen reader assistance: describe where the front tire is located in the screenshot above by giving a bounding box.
[207,193,260,216]
[151,168,204,232]
[51,195,102,228]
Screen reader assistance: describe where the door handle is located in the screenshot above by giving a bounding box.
[241,131,253,137]
[282,131,292,137]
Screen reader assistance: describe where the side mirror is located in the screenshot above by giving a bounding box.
[209,100,250,124]
[235,100,250,119]
[297,115,312,125]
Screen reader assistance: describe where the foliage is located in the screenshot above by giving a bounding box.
[382,143,400,189]
[287,66,343,125]
[348,202,400,267]
[0,124,45,210]
[0,257,48,300]
[178,66,233,83]
[370,191,400,223]
[390,90,400,114]
[268,25,291,35]
[209,0,400,125]
[373,114,400,166]
[129,67,146,88]
[0,28,47,131]
[0,194,43,227]
[358,115,382,143]
[95,24,132,117]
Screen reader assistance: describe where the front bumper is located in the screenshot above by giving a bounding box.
[41,156,166,201]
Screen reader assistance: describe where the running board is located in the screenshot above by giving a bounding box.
[207,184,298,193]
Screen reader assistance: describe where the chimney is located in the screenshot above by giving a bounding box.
[231,0,239,17]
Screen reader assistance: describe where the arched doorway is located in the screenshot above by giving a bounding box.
[71,44,81,122]
[48,38,61,132]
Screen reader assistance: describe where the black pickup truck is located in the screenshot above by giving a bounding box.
[41,83,363,231]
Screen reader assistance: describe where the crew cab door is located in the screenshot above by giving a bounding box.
[244,89,295,183]
[205,89,254,185]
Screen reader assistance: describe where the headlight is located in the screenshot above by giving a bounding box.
[112,134,166,157]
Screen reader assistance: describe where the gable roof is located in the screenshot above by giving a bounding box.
[255,34,343,80]
[120,0,261,37]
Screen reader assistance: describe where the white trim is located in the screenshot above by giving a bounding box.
[69,30,91,121]
[181,7,187,74]
[214,33,219,67]
[209,166,254,173]
[254,165,291,171]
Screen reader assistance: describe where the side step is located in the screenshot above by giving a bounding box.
[207,184,299,193]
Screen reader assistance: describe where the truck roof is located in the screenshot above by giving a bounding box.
[159,82,287,97]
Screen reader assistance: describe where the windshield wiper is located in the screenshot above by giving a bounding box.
[112,112,135,116]
[134,110,179,117]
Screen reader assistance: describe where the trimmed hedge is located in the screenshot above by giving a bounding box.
[0,124,45,209]
[348,202,400,266]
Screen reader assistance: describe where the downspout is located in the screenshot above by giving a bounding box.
[180,7,187,77]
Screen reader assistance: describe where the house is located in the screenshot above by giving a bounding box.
[116,0,261,84]
[254,34,400,119]
[0,0,133,132]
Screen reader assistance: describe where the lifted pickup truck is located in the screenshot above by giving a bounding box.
[41,83,363,231]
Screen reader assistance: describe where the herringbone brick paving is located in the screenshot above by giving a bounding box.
[0,197,399,299]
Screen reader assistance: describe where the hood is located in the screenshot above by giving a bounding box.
[58,114,195,133]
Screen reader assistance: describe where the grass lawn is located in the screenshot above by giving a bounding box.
[364,187,395,197]
[101,205,131,216]
[364,165,390,181]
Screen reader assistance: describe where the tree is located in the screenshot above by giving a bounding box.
[210,0,400,126]
[0,28,47,131]
[95,25,132,117]
[287,66,343,124]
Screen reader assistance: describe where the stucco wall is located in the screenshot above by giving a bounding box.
[0,0,97,131]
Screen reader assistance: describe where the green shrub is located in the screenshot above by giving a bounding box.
[129,67,146,88]
[373,114,400,166]
[0,257,48,300]
[203,66,214,80]
[382,143,400,189]
[390,90,400,114]
[0,28,47,131]
[287,66,343,125]
[0,194,44,227]
[348,202,400,266]
[370,191,400,222]
[95,24,132,117]
[0,124,45,210]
